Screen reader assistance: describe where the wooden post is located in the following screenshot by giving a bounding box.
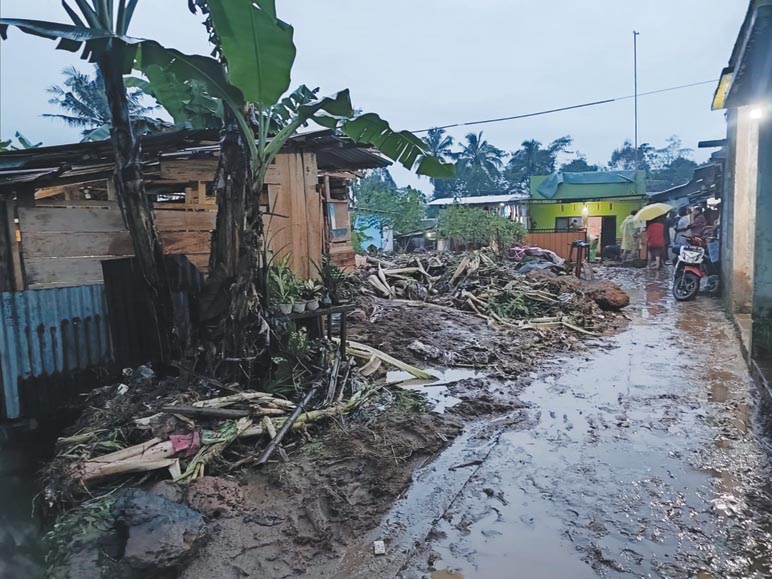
[4,200,24,291]
[197,181,207,205]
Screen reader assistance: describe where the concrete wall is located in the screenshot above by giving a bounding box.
[721,109,738,314]
[752,118,772,358]
[528,199,644,237]
[732,106,761,314]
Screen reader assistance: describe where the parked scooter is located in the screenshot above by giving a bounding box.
[672,235,720,301]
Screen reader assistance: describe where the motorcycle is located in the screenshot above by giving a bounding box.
[672,235,720,301]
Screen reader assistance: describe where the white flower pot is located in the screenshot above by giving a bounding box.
[292,302,306,313]
[306,299,320,311]
[278,303,293,315]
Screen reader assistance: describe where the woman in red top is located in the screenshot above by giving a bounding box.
[646,216,666,269]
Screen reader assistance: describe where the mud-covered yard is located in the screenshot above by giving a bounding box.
[28,253,632,579]
[179,288,622,579]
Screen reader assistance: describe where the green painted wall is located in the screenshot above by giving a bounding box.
[529,199,645,238]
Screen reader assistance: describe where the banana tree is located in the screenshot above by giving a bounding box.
[145,0,453,372]
[1,0,453,375]
[0,1,179,359]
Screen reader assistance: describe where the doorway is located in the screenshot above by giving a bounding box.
[601,216,617,249]
[586,216,617,249]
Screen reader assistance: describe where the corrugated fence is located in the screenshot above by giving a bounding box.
[0,285,112,419]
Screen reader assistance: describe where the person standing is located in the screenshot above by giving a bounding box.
[674,206,691,245]
[691,206,707,239]
[620,210,639,261]
[665,211,677,264]
[646,216,666,269]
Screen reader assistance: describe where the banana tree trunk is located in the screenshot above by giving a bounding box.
[203,115,269,380]
[209,112,248,278]
[98,53,177,361]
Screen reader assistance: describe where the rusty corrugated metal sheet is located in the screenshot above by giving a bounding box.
[0,285,112,419]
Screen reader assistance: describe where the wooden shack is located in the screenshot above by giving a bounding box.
[0,130,387,420]
[0,129,387,291]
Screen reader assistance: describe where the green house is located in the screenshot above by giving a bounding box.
[529,170,647,249]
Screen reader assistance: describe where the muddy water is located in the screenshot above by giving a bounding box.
[0,435,46,578]
[335,269,772,579]
[387,368,484,413]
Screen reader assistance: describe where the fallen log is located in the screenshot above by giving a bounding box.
[75,439,177,482]
[366,255,397,268]
[192,391,275,409]
[162,405,250,419]
[368,275,391,298]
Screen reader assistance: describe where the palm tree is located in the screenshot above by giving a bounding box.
[45,66,166,140]
[423,127,454,160]
[506,136,573,192]
[451,132,505,195]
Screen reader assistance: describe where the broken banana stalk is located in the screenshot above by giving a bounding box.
[336,338,436,380]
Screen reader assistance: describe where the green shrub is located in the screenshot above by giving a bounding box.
[437,205,525,250]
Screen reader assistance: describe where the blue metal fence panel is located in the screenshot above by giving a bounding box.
[0,285,112,419]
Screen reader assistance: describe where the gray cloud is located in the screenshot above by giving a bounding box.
[0,1,745,191]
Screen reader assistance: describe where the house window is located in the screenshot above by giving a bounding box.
[555,217,583,231]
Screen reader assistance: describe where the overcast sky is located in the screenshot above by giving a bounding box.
[0,1,746,192]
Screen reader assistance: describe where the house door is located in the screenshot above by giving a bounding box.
[601,216,617,248]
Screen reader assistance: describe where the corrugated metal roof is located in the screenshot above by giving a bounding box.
[162,131,389,171]
[0,129,218,171]
[0,285,112,419]
[428,193,529,206]
[530,171,647,201]
[0,128,389,193]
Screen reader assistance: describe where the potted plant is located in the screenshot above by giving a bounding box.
[291,280,306,313]
[269,256,297,315]
[313,257,347,305]
[301,279,323,311]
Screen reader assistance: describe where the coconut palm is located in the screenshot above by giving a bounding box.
[423,127,454,160]
[44,66,164,139]
[451,132,505,196]
[506,136,573,192]
[0,0,180,358]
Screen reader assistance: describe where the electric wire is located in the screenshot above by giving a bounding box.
[413,79,719,133]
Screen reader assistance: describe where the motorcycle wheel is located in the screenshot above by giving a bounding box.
[673,271,700,301]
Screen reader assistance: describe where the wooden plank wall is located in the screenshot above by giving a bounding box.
[16,151,322,289]
[264,151,322,279]
[17,201,216,289]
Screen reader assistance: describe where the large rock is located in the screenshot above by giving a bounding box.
[113,489,207,573]
[589,283,630,311]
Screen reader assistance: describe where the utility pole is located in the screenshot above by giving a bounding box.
[634,31,640,172]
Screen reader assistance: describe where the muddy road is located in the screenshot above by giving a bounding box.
[333,269,772,579]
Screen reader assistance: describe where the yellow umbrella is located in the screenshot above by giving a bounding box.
[634,202,673,222]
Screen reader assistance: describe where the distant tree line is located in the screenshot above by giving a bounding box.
[422,128,700,199]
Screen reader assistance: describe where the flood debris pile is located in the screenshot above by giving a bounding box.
[353,250,629,336]
[42,344,432,511]
[40,346,463,578]
[41,342,451,578]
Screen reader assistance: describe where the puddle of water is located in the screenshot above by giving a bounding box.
[431,570,464,579]
[386,368,483,413]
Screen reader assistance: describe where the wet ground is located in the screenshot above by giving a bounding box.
[0,433,47,578]
[333,268,772,579]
